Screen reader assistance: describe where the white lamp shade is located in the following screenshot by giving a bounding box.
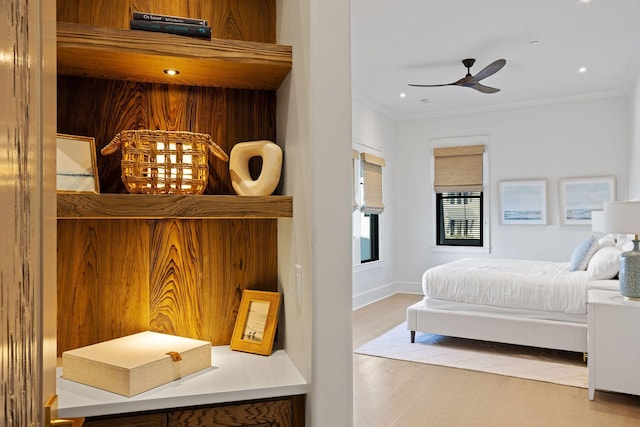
[603,201,640,234]
[591,210,605,233]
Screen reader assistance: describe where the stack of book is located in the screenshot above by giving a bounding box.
[130,12,211,39]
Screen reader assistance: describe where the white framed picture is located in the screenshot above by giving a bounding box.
[56,133,100,193]
[559,176,615,225]
[499,179,547,225]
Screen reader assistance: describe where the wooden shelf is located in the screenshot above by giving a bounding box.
[57,193,293,219]
[57,22,292,90]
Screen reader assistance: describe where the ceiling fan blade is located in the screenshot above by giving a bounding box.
[469,59,506,82]
[466,82,501,94]
[409,75,472,87]
[408,83,456,88]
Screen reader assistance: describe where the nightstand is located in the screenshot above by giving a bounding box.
[588,289,640,400]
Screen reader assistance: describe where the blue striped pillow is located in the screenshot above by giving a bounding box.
[569,236,600,272]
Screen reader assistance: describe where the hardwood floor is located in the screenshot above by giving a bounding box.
[353,293,640,427]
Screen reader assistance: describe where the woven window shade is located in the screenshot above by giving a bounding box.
[433,144,485,193]
[352,149,360,212]
[360,152,385,214]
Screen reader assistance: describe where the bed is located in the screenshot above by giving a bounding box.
[406,236,626,353]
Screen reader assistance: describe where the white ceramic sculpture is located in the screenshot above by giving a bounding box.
[229,140,283,196]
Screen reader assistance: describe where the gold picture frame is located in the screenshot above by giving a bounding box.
[56,133,100,193]
[230,290,281,356]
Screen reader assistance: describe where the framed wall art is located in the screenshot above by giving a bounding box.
[230,290,281,356]
[499,179,547,225]
[559,176,615,225]
[56,133,100,193]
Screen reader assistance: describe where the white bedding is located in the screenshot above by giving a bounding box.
[422,258,619,315]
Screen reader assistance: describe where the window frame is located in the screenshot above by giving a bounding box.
[430,136,490,253]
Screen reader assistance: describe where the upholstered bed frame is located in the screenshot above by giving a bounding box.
[406,300,588,353]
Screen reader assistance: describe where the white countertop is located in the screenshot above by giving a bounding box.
[57,346,307,418]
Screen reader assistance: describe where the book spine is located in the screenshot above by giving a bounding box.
[130,20,211,39]
[133,11,208,26]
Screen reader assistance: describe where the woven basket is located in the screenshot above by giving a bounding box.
[101,130,229,194]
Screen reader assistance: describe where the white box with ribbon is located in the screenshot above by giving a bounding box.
[62,331,211,397]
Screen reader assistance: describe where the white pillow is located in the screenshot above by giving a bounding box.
[569,236,600,272]
[587,246,622,280]
[617,238,634,251]
[598,234,616,248]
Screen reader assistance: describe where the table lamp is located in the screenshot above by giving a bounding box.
[604,201,640,300]
[591,210,605,235]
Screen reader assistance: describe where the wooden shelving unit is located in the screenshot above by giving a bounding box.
[57,22,292,89]
[55,4,304,423]
[57,193,293,219]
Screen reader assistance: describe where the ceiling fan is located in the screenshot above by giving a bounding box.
[409,58,506,94]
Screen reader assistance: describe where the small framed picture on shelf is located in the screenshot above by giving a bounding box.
[230,290,281,356]
[56,133,100,193]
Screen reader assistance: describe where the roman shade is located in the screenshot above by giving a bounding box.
[433,144,485,193]
[360,152,385,214]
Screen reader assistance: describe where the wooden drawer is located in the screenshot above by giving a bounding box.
[168,399,293,427]
[84,396,305,427]
[85,413,167,427]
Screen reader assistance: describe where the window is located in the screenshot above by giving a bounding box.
[431,140,487,249]
[436,192,483,246]
[353,147,385,265]
[360,212,379,263]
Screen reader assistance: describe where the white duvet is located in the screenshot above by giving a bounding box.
[422,258,619,315]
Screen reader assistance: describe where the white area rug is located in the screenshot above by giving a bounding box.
[355,323,588,388]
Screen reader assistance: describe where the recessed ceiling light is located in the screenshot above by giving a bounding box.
[400,92,406,98]
[163,69,180,75]
[579,66,587,73]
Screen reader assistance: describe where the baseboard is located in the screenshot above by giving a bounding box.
[395,281,423,295]
[352,281,422,310]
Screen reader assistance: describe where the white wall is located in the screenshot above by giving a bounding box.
[352,96,398,307]
[393,96,630,286]
[352,96,631,305]
[629,71,640,199]
[277,0,353,425]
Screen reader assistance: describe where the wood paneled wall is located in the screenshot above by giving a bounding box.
[56,77,278,355]
[56,0,281,355]
[57,219,277,354]
[57,0,276,43]
[57,77,276,194]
